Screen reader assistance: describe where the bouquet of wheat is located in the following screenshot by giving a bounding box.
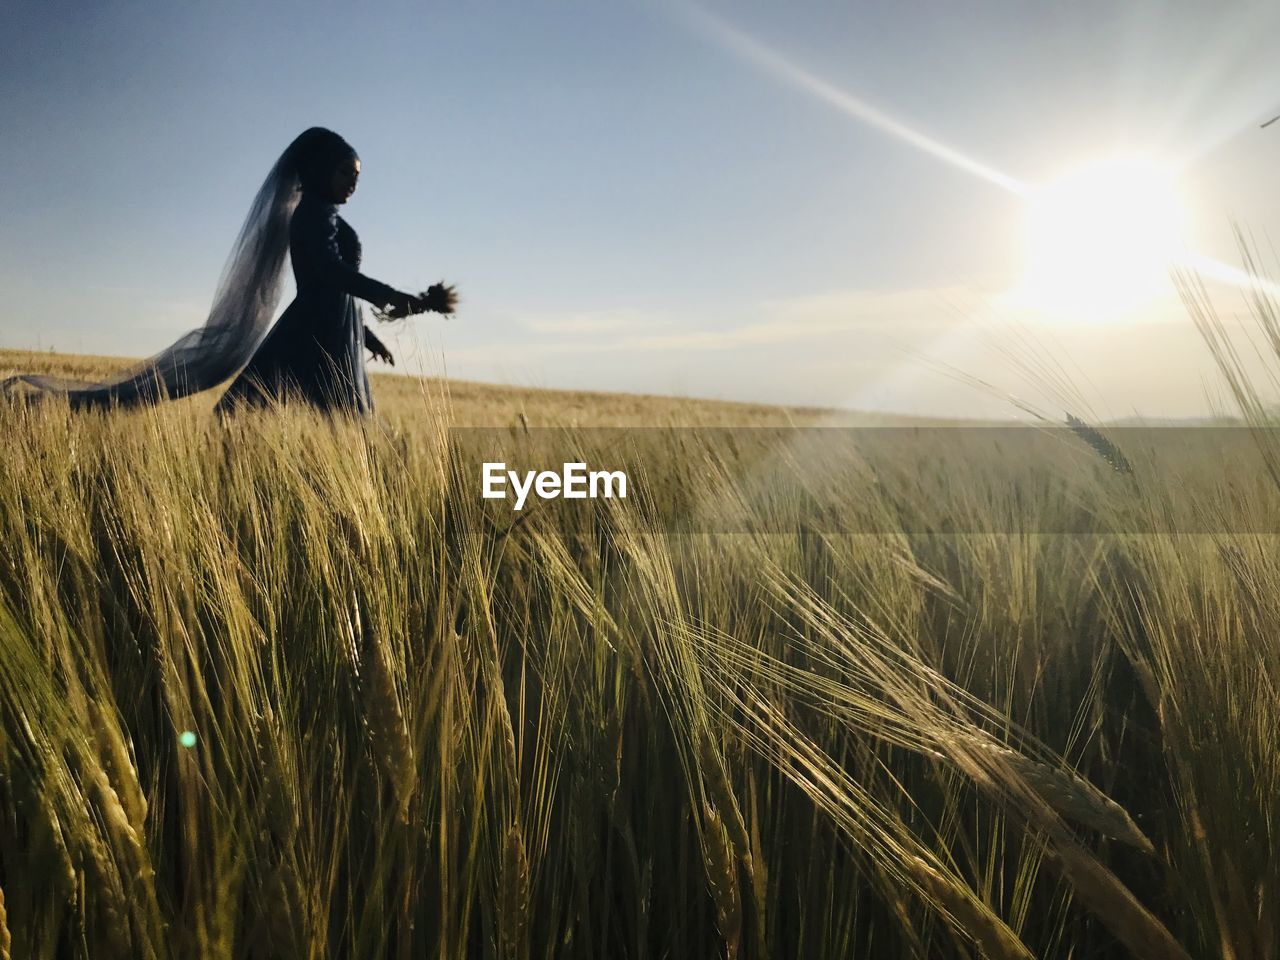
[374,282,459,323]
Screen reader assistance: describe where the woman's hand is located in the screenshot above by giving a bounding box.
[381,291,421,321]
[380,283,458,320]
[364,327,395,366]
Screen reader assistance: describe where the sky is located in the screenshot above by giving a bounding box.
[3,0,1280,419]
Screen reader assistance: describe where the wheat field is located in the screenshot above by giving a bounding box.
[0,344,1275,959]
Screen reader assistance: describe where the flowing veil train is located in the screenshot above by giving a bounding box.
[1,129,326,409]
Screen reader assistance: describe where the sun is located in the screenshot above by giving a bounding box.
[1008,155,1188,323]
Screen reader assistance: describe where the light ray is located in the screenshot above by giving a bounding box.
[668,4,1040,420]
[1181,252,1280,303]
[677,4,1028,196]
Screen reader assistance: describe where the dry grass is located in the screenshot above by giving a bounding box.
[0,344,1273,959]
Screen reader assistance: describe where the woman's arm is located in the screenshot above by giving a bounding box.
[292,199,416,310]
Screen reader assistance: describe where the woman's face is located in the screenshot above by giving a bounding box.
[329,155,360,204]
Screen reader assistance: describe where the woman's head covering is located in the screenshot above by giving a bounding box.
[2,127,357,408]
[291,127,359,197]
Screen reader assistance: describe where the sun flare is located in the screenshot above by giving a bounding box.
[1010,156,1187,322]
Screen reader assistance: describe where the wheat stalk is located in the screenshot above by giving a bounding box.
[81,749,155,885]
[31,795,77,904]
[260,863,303,957]
[697,731,753,870]
[948,738,1193,960]
[360,626,416,820]
[498,824,530,960]
[81,828,133,957]
[958,732,1153,853]
[80,747,163,960]
[89,702,148,837]
[702,802,742,960]
[0,883,11,960]
[906,857,1034,960]
[1066,414,1134,476]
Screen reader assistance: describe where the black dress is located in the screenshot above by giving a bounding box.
[215,192,399,415]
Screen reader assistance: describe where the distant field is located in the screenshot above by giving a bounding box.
[0,346,1272,960]
[0,347,945,427]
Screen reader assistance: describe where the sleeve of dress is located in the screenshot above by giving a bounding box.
[294,201,404,307]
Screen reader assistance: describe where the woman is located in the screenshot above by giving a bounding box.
[217,128,455,414]
[2,127,454,413]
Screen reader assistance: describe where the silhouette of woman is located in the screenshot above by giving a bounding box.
[217,128,456,414]
[1,126,455,414]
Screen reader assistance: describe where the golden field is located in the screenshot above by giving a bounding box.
[0,345,1273,959]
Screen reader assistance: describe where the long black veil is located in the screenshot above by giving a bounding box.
[1,129,342,409]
